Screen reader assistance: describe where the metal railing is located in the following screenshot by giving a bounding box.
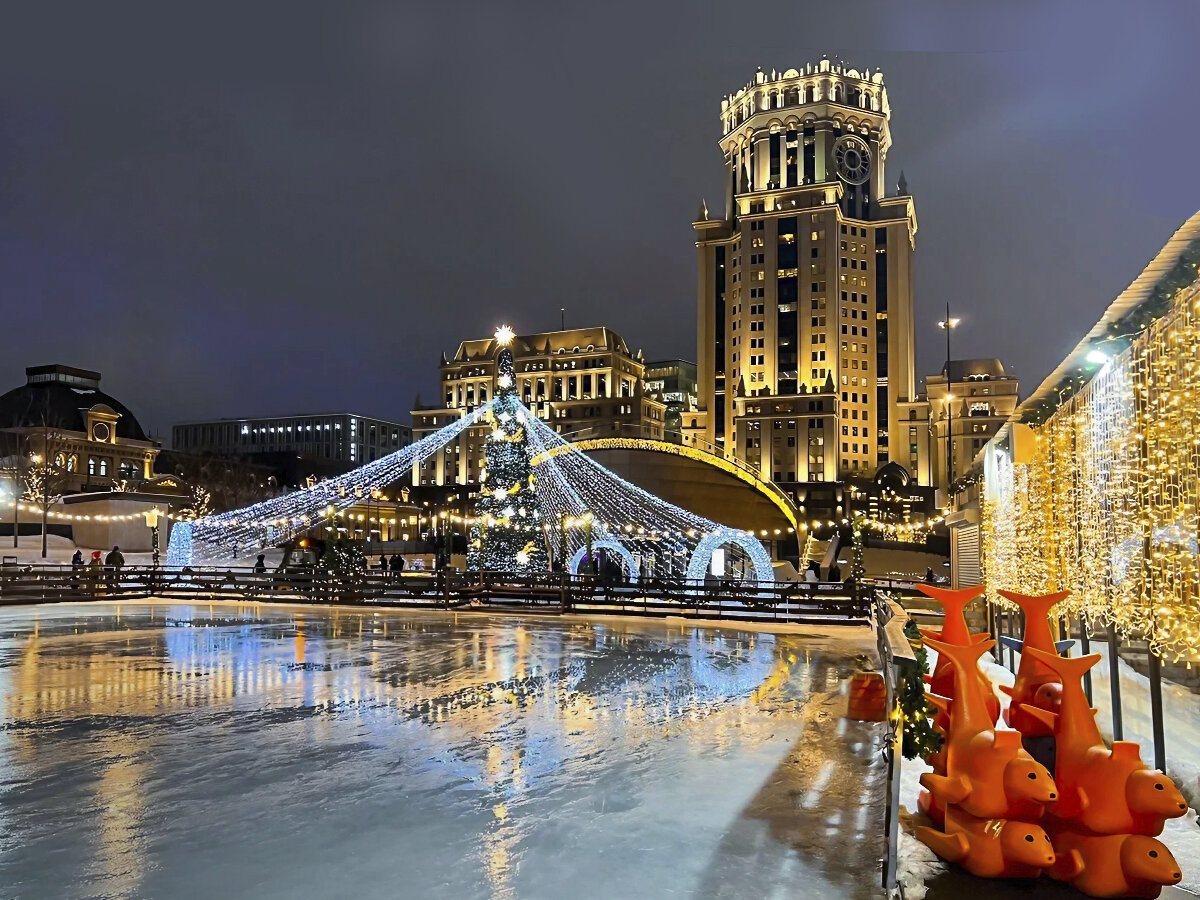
[873,595,918,896]
[0,565,873,624]
[991,607,1173,774]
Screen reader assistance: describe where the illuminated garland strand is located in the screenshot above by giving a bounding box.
[173,404,492,563]
[983,277,1200,659]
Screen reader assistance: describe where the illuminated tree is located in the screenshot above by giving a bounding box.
[468,326,545,573]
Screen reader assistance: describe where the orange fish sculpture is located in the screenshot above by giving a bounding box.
[916,805,1056,880]
[916,584,1000,727]
[918,637,1057,823]
[1020,647,1188,837]
[996,590,1069,736]
[1049,831,1182,899]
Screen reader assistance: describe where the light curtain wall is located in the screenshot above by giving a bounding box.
[983,276,1200,661]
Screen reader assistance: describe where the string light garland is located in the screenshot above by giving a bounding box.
[169,405,488,564]
[166,322,777,584]
[983,269,1200,660]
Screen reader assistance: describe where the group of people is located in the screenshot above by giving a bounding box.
[377,554,408,575]
[803,559,843,584]
[69,545,125,590]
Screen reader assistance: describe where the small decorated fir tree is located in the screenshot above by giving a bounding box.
[468,326,545,573]
[900,618,943,760]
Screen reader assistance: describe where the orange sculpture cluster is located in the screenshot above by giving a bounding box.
[912,586,1186,898]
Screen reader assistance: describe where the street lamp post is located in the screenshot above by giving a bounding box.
[145,508,161,583]
[937,305,961,494]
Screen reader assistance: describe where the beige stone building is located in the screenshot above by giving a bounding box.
[687,61,919,494]
[915,358,1020,493]
[0,365,159,491]
[410,327,667,486]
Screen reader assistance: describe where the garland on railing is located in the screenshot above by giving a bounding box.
[899,618,942,760]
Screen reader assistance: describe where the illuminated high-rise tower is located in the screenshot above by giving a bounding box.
[687,60,919,492]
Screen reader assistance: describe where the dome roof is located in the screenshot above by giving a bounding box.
[0,366,148,442]
[873,461,912,491]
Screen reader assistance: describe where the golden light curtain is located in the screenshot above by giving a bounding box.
[982,280,1200,660]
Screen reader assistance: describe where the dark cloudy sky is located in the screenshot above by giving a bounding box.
[1,2,1197,441]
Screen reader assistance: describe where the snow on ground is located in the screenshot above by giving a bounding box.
[897,640,1200,897]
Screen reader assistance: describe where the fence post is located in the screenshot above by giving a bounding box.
[1147,647,1166,772]
[1078,614,1093,705]
[1107,621,1124,741]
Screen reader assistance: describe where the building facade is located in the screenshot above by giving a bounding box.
[0,365,160,491]
[924,358,1019,492]
[410,326,667,486]
[173,413,411,467]
[643,359,697,443]
[688,61,919,495]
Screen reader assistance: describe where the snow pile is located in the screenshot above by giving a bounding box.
[896,753,942,899]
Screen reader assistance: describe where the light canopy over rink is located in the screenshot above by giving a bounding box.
[169,405,490,565]
[0,603,885,900]
[169,396,775,586]
[523,407,775,583]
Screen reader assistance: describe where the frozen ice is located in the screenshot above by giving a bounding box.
[0,602,886,899]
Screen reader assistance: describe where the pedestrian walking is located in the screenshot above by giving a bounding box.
[829,563,841,583]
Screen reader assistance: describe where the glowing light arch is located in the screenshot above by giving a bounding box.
[569,540,639,583]
[530,438,800,532]
[686,527,775,596]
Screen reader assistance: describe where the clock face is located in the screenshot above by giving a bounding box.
[833,135,872,185]
[92,422,110,442]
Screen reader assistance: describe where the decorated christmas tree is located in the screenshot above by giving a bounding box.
[468,325,546,573]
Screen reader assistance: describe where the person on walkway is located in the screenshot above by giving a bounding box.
[70,549,84,590]
[104,545,124,591]
[924,566,935,584]
[88,550,103,595]
[378,555,388,572]
[389,554,403,575]
[828,563,842,583]
[804,561,819,596]
[253,554,266,574]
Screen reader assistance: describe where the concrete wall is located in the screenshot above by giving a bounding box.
[59,495,169,552]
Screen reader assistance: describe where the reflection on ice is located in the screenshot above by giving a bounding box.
[0,602,883,900]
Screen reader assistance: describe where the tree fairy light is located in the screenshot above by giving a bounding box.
[468,340,544,573]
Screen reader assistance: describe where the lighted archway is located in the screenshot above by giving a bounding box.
[531,438,800,532]
[686,527,775,595]
[570,539,639,583]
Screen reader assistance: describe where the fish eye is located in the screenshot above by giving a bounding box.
[1155,783,1165,791]
[1025,835,1034,843]
[1027,772,1037,780]
[1150,851,1159,858]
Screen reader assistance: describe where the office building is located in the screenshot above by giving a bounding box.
[173,413,411,466]
[688,60,919,494]
[643,359,697,443]
[410,326,666,485]
[915,358,1020,492]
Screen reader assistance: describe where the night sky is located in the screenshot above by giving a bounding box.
[2,2,1198,442]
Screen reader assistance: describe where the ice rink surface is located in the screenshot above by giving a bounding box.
[0,602,886,900]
